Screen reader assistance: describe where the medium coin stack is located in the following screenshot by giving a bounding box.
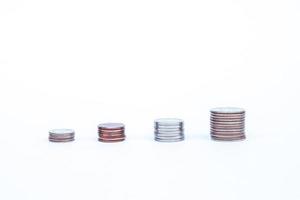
[49,129,75,142]
[154,118,184,142]
[98,123,126,142]
[210,107,246,141]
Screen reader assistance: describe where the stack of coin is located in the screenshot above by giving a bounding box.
[210,107,246,141]
[154,118,184,142]
[49,129,75,142]
[98,123,126,142]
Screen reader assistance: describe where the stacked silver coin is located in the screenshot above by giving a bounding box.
[49,129,75,142]
[154,118,184,142]
[210,107,245,141]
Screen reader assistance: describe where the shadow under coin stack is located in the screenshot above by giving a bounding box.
[49,129,75,142]
[98,123,126,142]
[210,107,246,141]
[154,118,184,142]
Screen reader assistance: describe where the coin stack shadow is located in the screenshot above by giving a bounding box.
[154,118,184,142]
[98,123,126,142]
[210,107,246,141]
[49,129,75,142]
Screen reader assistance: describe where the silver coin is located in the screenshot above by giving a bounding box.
[49,129,75,142]
[155,137,184,142]
[155,134,184,138]
[211,122,244,125]
[211,134,245,139]
[49,138,75,142]
[211,116,245,120]
[155,125,183,129]
[49,129,75,135]
[211,130,244,134]
[210,126,245,131]
[211,112,245,117]
[155,129,184,133]
[211,127,244,132]
[154,118,185,141]
[155,131,184,136]
[154,118,183,125]
[210,118,245,122]
[156,130,184,134]
[211,120,244,125]
[49,132,75,137]
[49,136,75,140]
[98,123,125,130]
[49,132,74,136]
[211,135,246,141]
[155,137,185,142]
[210,107,245,114]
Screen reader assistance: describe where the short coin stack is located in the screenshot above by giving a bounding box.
[210,107,246,141]
[49,129,75,142]
[98,123,126,142]
[154,118,184,142]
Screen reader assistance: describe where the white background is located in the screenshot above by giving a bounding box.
[0,0,300,199]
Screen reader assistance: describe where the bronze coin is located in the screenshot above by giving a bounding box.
[98,123,125,130]
[99,129,124,134]
[98,137,125,143]
[99,134,125,139]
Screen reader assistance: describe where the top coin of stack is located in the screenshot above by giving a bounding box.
[98,123,126,142]
[49,129,75,142]
[154,118,184,142]
[210,107,246,141]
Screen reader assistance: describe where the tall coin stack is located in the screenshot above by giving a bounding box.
[49,129,75,142]
[210,107,246,141]
[98,123,126,142]
[154,118,184,142]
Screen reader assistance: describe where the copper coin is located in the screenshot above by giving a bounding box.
[99,138,125,142]
[99,132,124,137]
[99,134,125,139]
[98,123,125,130]
[98,123,126,142]
[98,129,124,134]
[98,138,125,143]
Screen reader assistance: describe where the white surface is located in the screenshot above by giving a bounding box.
[1,0,300,199]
